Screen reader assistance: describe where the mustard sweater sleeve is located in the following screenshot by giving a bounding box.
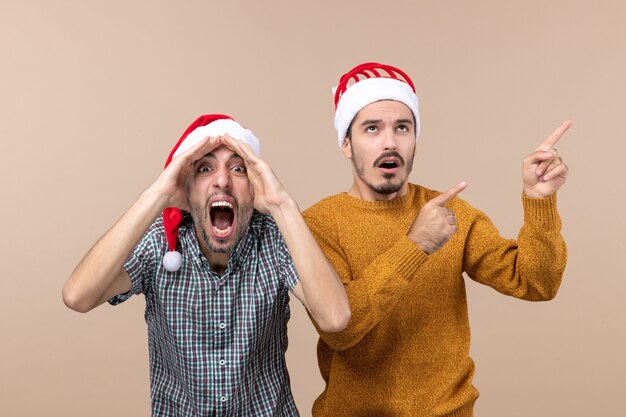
[463,193,567,300]
[304,211,428,352]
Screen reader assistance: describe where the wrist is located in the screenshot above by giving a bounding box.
[523,188,552,199]
[140,185,171,211]
[415,240,434,255]
[267,193,298,218]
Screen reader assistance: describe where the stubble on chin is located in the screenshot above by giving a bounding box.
[373,177,404,195]
[354,163,408,196]
[190,200,254,255]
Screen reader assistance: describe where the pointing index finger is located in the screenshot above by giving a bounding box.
[432,181,467,206]
[536,120,573,151]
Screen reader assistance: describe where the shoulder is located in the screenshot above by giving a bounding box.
[411,183,481,218]
[302,194,347,234]
[303,193,345,217]
[408,182,447,201]
[141,215,169,247]
[248,210,282,238]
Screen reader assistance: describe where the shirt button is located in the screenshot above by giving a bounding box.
[219,359,226,366]
[220,395,227,402]
[219,322,226,329]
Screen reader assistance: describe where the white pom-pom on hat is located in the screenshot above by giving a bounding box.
[163,251,182,272]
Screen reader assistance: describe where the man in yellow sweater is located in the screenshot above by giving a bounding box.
[303,62,570,416]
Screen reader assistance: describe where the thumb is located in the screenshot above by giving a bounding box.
[431,181,467,206]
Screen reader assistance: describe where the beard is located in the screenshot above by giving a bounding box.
[352,148,415,195]
[190,194,254,254]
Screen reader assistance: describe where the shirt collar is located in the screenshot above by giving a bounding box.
[180,210,263,274]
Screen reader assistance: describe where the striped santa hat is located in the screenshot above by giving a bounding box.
[333,62,421,147]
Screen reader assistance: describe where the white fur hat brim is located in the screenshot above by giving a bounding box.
[173,118,261,157]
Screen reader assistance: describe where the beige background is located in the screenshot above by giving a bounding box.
[1,1,624,416]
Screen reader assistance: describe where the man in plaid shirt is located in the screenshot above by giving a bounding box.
[63,114,351,416]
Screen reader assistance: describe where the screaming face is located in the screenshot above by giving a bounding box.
[188,145,254,256]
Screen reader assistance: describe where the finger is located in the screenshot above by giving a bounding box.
[537,157,560,180]
[222,134,258,162]
[524,149,557,171]
[175,135,221,164]
[431,181,467,206]
[536,120,573,151]
[440,207,454,217]
[542,156,563,177]
[542,162,568,182]
[219,133,240,151]
[533,151,559,177]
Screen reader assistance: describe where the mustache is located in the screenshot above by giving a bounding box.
[373,151,405,167]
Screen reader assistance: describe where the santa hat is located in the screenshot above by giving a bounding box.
[161,114,261,272]
[333,62,420,148]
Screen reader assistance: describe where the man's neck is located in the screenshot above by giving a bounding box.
[197,243,230,276]
[205,251,229,275]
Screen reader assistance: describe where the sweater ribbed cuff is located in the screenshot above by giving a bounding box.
[444,403,474,417]
[522,192,561,230]
[384,236,428,282]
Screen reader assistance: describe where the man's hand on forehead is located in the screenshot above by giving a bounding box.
[219,134,252,162]
[185,135,249,169]
[153,135,222,212]
[220,133,291,214]
[180,135,223,163]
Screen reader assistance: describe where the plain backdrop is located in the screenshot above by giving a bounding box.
[1,1,624,416]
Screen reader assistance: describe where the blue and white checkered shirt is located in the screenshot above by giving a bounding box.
[109,211,300,416]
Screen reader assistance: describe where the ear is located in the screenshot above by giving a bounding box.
[342,138,353,159]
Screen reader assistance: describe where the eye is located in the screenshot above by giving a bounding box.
[197,165,212,174]
[397,124,409,132]
[366,125,378,133]
[231,164,247,174]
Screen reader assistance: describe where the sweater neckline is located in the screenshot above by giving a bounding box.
[337,184,416,210]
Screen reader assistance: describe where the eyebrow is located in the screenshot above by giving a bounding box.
[194,152,243,165]
[359,119,382,126]
[359,118,414,126]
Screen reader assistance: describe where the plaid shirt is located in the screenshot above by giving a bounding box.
[109,211,300,417]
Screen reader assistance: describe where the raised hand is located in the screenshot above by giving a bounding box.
[220,134,289,214]
[408,182,467,254]
[151,135,221,211]
[523,120,572,198]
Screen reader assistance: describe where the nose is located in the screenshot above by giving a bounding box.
[382,127,397,150]
[211,165,232,191]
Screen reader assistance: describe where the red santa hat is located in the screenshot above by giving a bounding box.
[161,114,260,272]
[333,62,420,147]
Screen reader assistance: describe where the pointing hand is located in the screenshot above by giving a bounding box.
[523,120,572,198]
[408,182,467,254]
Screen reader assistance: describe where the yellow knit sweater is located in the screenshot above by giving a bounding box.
[303,183,566,417]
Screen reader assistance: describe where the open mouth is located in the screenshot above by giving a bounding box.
[377,157,401,173]
[378,161,399,169]
[209,200,236,238]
